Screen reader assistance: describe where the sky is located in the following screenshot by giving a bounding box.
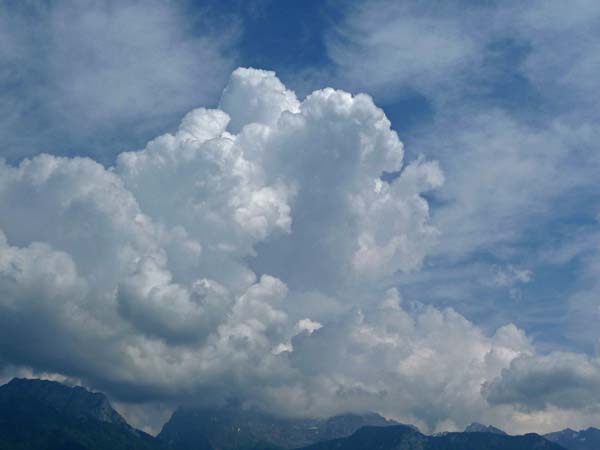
[1,0,600,437]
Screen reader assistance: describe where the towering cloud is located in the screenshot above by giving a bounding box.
[1,68,598,434]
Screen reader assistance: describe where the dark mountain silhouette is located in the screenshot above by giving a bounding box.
[299,424,566,450]
[544,427,600,450]
[0,378,161,450]
[157,406,399,450]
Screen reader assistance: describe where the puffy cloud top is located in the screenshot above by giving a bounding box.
[219,68,300,133]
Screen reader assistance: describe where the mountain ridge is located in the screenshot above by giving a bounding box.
[0,378,161,450]
[1,378,127,426]
[464,422,507,435]
[0,378,593,450]
[300,424,566,450]
[544,427,600,450]
[157,405,400,450]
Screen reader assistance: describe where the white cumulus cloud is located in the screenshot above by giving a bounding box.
[1,67,599,435]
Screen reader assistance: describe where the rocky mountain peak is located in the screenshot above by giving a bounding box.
[1,377,126,426]
[464,422,507,435]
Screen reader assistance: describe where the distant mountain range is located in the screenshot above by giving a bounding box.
[303,424,564,450]
[157,405,400,450]
[0,378,598,450]
[462,422,600,450]
[544,427,600,450]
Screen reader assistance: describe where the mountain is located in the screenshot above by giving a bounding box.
[0,377,580,450]
[0,378,162,450]
[157,406,399,450]
[544,427,600,450]
[464,422,507,435]
[299,424,566,450]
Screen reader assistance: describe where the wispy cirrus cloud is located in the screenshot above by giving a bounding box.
[325,0,600,353]
[0,0,237,163]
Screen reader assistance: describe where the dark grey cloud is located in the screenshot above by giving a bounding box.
[484,353,600,411]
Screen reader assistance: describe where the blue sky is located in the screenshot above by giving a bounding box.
[1,0,600,435]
